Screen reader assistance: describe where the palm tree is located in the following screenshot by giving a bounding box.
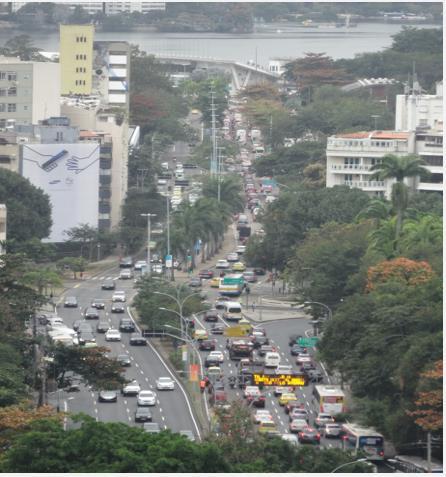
[367,217,397,259]
[356,199,392,227]
[401,214,443,251]
[201,175,245,214]
[370,154,430,241]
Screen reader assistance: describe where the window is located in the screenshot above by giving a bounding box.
[7,103,16,112]
[370,158,382,166]
[344,174,353,182]
[56,132,63,141]
[23,105,28,111]
[0,119,5,128]
[7,72,16,81]
[0,89,6,97]
[23,74,29,80]
[8,87,16,96]
[0,104,5,112]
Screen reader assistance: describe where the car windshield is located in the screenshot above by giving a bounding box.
[158,378,171,383]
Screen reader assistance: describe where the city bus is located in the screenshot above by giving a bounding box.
[219,274,245,297]
[313,385,345,415]
[341,423,385,461]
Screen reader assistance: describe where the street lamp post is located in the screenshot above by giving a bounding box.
[97,242,101,262]
[331,458,368,473]
[141,213,157,277]
[303,300,333,321]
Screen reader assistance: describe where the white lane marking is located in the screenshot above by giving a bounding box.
[159,408,163,413]
[157,400,160,405]
[149,384,154,389]
[164,424,168,429]
[91,393,95,398]
[328,443,333,448]
[309,410,314,414]
[124,400,127,405]
[236,392,240,396]
[229,369,233,374]
[135,362,139,367]
[140,370,144,375]
[126,408,130,413]
[94,408,98,413]
[306,401,310,407]
[161,416,166,421]
[145,377,149,382]
[320,361,331,384]
[228,362,231,367]
[302,393,306,398]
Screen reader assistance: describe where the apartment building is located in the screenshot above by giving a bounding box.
[0,204,6,254]
[60,24,95,96]
[0,57,60,128]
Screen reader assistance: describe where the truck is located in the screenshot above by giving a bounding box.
[238,225,251,239]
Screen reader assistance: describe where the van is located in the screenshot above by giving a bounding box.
[264,352,281,368]
[223,302,242,322]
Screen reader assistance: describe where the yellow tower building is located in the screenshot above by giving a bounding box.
[60,24,94,95]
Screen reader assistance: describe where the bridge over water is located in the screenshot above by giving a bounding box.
[153,53,280,91]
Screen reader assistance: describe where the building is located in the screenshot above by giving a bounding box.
[104,2,166,14]
[0,204,6,254]
[60,24,95,96]
[0,57,60,128]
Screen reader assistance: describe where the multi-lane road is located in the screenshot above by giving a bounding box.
[52,263,201,440]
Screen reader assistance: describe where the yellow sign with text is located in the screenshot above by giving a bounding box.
[224,325,251,337]
[252,373,307,387]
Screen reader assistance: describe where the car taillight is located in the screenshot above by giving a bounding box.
[379,450,384,457]
[316,433,320,439]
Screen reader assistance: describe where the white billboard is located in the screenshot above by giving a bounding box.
[21,143,100,242]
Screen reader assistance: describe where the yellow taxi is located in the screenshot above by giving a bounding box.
[210,277,221,288]
[194,329,209,341]
[278,392,297,406]
[232,262,246,272]
[258,420,279,435]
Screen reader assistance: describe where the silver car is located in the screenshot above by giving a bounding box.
[323,423,342,438]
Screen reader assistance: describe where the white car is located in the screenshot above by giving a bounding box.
[236,245,246,254]
[105,328,122,342]
[156,377,175,390]
[122,380,141,396]
[112,291,126,302]
[208,351,224,363]
[137,390,157,406]
[275,364,294,375]
[253,410,273,424]
[216,259,230,269]
[280,433,299,446]
[226,252,239,262]
[119,270,133,279]
[134,260,147,270]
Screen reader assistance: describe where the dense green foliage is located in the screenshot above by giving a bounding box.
[0,169,52,243]
[0,415,372,472]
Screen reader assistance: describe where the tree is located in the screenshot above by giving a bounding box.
[391,26,443,54]
[201,175,244,214]
[0,34,42,60]
[63,224,98,260]
[0,169,52,243]
[371,154,430,242]
[56,257,87,280]
[22,267,62,296]
[0,343,27,407]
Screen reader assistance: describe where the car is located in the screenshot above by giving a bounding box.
[289,408,309,422]
[206,366,223,381]
[194,328,209,340]
[296,354,312,365]
[323,423,342,438]
[112,291,126,302]
[111,303,125,313]
[204,310,219,322]
[179,430,195,441]
[135,407,152,422]
[188,277,202,288]
[205,355,220,368]
[156,377,175,390]
[285,400,304,415]
[215,259,230,269]
[289,334,303,346]
[280,433,299,445]
[258,344,275,357]
[209,277,221,288]
[84,307,99,319]
[298,427,321,444]
[242,271,257,283]
[98,390,118,403]
[236,245,246,254]
[198,269,214,279]
[253,410,273,424]
[289,418,308,433]
[307,369,324,383]
[300,362,316,373]
[226,252,239,262]
[119,318,135,332]
[77,322,93,334]
[183,317,195,330]
[96,321,110,333]
[134,260,147,271]
[129,334,147,346]
[315,413,335,428]
[232,262,246,272]
[78,331,96,346]
[143,422,161,433]
[275,364,294,375]
[253,267,266,276]
[72,319,83,331]
[137,390,157,406]
[199,339,216,351]
[273,386,294,397]
[119,256,133,268]
[252,335,269,349]
[278,393,297,406]
[101,280,115,290]
[210,323,225,335]
[215,296,231,309]
[290,344,306,356]
[258,421,279,435]
[122,380,141,396]
[119,269,133,280]
[90,298,105,310]
[64,296,78,308]
[208,351,224,363]
[105,328,122,341]
[117,354,131,367]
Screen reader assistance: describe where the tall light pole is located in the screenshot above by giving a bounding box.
[165,191,174,281]
[303,300,333,320]
[141,213,157,277]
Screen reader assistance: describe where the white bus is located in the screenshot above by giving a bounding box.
[341,423,385,461]
[313,385,345,415]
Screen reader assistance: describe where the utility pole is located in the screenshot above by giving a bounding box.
[427,431,432,472]
[217,146,224,202]
[210,86,217,175]
[141,213,156,277]
[166,191,174,281]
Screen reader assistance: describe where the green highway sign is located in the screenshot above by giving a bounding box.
[298,337,319,347]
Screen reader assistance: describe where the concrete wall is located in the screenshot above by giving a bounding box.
[31,62,61,123]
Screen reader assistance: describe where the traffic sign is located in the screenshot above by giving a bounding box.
[165,254,173,268]
[297,337,319,347]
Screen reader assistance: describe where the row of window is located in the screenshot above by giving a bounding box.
[75,54,88,60]
[75,80,87,86]
[75,67,87,73]
[0,103,17,112]
[0,71,17,81]
[75,36,88,43]
[344,157,382,165]
[0,87,16,97]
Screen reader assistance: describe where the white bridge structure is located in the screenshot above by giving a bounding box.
[153,53,281,91]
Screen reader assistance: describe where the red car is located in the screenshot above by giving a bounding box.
[199,269,214,279]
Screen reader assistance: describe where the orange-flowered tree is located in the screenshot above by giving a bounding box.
[366,257,434,292]
[407,360,442,432]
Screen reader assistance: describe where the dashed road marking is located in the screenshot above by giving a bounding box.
[306,401,310,407]
[124,400,127,405]
[139,370,144,375]
[149,384,154,389]
[157,400,160,405]
[135,362,139,367]
[94,408,98,413]
[161,416,166,421]
[126,408,130,413]
[159,408,163,413]
[145,377,149,382]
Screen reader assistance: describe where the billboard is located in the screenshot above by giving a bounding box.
[21,143,100,242]
[252,374,307,387]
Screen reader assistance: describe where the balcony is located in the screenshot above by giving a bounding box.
[327,140,408,154]
[417,182,443,192]
[344,180,385,189]
[331,164,372,172]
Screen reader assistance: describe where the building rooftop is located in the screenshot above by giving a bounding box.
[342,77,398,92]
[334,130,410,140]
